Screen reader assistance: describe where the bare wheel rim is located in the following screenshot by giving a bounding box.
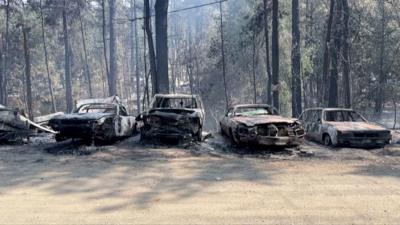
[324,135,331,146]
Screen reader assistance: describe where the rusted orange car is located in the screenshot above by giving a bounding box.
[220,104,305,146]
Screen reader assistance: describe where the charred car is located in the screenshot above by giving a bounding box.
[220,104,305,146]
[0,106,31,142]
[138,94,205,141]
[49,96,136,142]
[299,108,391,147]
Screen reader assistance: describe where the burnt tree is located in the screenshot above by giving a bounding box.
[342,0,351,108]
[108,0,118,96]
[328,0,342,108]
[291,0,302,117]
[322,0,335,105]
[263,0,272,105]
[22,26,33,119]
[63,0,73,112]
[155,0,169,94]
[271,0,279,111]
[144,0,157,96]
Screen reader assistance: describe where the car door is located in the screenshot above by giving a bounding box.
[307,110,322,141]
[114,106,134,137]
[220,108,233,134]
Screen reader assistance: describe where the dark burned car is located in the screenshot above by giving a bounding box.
[299,108,391,147]
[220,104,305,146]
[49,96,136,142]
[138,94,205,141]
[0,106,31,142]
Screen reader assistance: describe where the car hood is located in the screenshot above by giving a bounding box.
[232,115,297,127]
[51,112,113,121]
[325,122,388,132]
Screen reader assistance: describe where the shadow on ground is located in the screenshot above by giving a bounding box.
[0,134,282,212]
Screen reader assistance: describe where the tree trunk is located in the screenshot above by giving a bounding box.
[101,0,109,92]
[40,0,56,113]
[328,0,342,108]
[375,0,386,116]
[252,30,257,104]
[144,0,157,97]
[272,0,279,111]
[291,0,302,117]
[219,1,228,108]
[132,0,141,114]
[341,0,351,108]
[22,27,33,120]
[79,9,93,98]
[263,0,272,105]
[63,0,73,113]
[108,0,118,96]
[322,0,335,106]
[155,0,169,94]
[2,0,10,105]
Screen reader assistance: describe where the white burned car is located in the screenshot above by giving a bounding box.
[49,96,136,142]
[138,94,205,141]
[299,108,391,147]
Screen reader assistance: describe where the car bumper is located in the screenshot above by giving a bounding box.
[239,135,303,147]
[337,137,391,147]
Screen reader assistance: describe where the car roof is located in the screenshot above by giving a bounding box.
[154,94,199,98]
[304,108,355,111]
[232,104,273,109]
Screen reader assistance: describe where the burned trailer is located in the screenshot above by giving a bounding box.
[299,108,391,147]
[220,104,305,147]
[138,94,205,141]
[49,96,136,142]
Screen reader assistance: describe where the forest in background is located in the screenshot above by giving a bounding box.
[0,0,400,130]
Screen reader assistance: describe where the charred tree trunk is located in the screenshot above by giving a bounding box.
[39,0,56,113]
[144,0,157,97]
[322,0,335,106]
[342,0,351,108]
[2,0,10,105]
[22,26,33,120]
[252,30,257,104]
[108,0,118,96]
[263,0,272,105]
[63,0,73,113]
[328,0,342,108]
[375,0,386,116]
[291,0,302,117]
[219,1,228,109]
[101,0,109,91]
[155,0,169,94]
[272,0,279,111]
[79,9,93,98]
[132,0,141,114]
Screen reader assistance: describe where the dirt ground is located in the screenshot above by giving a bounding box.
[1,134,400,224]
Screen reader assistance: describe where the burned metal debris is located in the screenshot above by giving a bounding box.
[220,104,305,147]
[49,96,136,142]
[138,94,205,142]
[299,108,391,147]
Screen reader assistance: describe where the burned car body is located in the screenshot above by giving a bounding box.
[220,104,305,146]
[139,94,205,141]
[299,108,391,147]
[0,106,31,142]
[49,96,136,142]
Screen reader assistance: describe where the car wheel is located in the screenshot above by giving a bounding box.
[219,123,225,135]
[230,128,240,145]
[323,134,332,146]
[195,127,202,142]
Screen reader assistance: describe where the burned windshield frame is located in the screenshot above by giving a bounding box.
[75,103,117,114]
[324,110,366,122]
